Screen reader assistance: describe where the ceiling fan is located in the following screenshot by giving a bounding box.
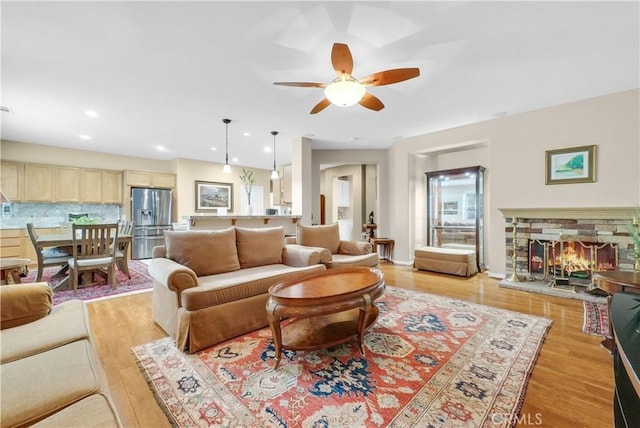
[274,42,420,114]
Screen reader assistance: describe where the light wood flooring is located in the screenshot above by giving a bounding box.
[87,264,614,427]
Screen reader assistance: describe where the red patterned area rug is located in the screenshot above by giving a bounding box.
[133,287,552,427]
[582,301,609,336]
[22,260,152,305]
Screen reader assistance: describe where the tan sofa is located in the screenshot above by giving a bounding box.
[148,226,327,353]
[288,223,379,268]
[0,283,122,428]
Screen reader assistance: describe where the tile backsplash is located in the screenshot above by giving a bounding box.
[0,202,122,229]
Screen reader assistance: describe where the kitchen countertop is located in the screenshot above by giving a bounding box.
[182,214,301,228]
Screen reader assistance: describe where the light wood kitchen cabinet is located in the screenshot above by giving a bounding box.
[0,229,24,258]
[101,170,122,203]
[79,169,102,203]
[0,161,23,201]
[24,164,54,202]
[54,166,81,202]
[124,170,175,189]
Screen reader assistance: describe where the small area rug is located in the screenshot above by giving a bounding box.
[582,301,609,337]
[22,260,152,305]
[133,287,552,427]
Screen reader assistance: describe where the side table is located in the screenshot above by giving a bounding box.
[370,238,394,263]
[593,270,640,353]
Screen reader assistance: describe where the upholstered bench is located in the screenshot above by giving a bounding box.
[414,246,478,277]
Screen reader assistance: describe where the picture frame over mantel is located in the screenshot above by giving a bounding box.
[195,181,233,212]
[545,145,596,185]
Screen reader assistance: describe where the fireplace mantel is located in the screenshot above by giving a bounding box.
[499,207,635,220]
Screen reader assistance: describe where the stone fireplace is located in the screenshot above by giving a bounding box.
[499,207,636,287]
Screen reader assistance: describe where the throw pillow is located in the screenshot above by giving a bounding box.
[235,226,285,268]
[165,228,240,276]
[0,283,53,330]
[297,223,340,254]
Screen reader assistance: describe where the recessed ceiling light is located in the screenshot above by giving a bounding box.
[232,157,239,162]
[79,134,91,140]
[156,146,167,152]
[264,147,272,152]
[243,132,251,137]
[84,110,99,118]
[210,147,218,151]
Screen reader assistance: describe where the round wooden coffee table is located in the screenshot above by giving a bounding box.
[266,266,385,369]
[0,258,30,285]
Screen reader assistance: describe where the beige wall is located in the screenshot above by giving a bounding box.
[174,158,273,221]
[390,89,640,276]
[0,140,174,172]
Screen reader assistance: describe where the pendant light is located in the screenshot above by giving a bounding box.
[222,118,232,173]
[270,131,279,180]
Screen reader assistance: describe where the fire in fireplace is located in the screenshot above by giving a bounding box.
[529,239,617,284]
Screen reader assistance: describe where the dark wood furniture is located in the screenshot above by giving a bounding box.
[266,267,385,369]
[0,258,30,285]
[593,270,640,352]
[610,292,640,427]
[370,238,394,263]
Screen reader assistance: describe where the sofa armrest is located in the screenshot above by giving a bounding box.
[338,240,373,255]
[0,282,53,330]
[152,245,167,258]
[284,236,297,245]
[148,258,199,303]
[283,244,332,267]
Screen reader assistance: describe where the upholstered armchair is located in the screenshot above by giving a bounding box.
[290,223,378,268]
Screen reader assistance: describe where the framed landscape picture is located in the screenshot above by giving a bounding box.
[545,145,596,185]
[195,181,233,212]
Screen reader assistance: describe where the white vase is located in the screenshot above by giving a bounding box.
[244,205,253,216]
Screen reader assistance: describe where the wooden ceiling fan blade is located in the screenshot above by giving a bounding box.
[331,43,353,76]
[273,82,326,88]
[310,98,331,114]
[359,93,385,111]
[360,68,420,87]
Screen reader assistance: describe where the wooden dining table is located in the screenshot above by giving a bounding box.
[36,233,132,290]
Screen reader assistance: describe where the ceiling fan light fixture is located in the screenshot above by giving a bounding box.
[324,75,365,107]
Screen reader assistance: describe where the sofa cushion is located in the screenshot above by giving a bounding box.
[181,264,326,311]
[31,394,121,427]
[0,340,102,427]
[1,299,90,364]
[0,282,52,330]
[297,223,340,254]
[235,226,284,269]
[327,253,379,269]
[165,229,240,276]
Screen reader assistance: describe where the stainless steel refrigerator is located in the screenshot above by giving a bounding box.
[131,187,173,259]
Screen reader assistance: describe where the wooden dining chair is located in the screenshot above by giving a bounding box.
[26,223,72,282]
[115,220,134,278]
[69,223,118,295]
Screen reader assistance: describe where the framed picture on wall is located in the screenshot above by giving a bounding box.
[545,145,596,185]
[195,181,233,212]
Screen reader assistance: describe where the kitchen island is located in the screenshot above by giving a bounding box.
[182,215,301,235]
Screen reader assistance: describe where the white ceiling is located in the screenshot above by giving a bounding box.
[1,1,638,170]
